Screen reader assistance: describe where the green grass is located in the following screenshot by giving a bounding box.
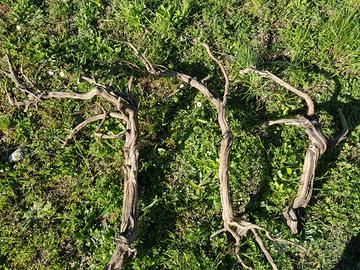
[0,0,359,269]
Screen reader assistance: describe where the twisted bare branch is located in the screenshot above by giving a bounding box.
[5,51,40,101]
[239,67,349,234]
[2,53,139,270]
[62,113,107,147]
[129,42,303,269]
[201,43,230,103]
[269,111,348,234]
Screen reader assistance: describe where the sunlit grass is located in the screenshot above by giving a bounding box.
[0,0,359,269]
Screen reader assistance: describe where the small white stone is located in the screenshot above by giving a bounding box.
[59,71,65,77]
[16,25,21,31]
[48,69,54,76]
[196,101,202,108]
[9,148,24,162]
[179,84,185,89]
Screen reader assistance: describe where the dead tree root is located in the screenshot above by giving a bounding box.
[212,219,305,270]
[2,52,139,270]
[239,68,348,234]
[103,235,137,270]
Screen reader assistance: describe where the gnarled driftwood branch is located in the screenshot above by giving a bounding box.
[127,42,304,269]
[240,68,348,234]
[1,52,139,270]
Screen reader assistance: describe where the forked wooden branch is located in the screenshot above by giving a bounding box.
[240,68,348,234]
[2,52,139,270]
[128,42,304,269]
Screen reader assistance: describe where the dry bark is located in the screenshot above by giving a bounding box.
[127,42,304,270]
[2,52,139,270]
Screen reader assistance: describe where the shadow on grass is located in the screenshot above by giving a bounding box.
[333,233,360,270]
[135,61,210,262]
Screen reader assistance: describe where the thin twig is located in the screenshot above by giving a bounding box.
[251,229,278,270]
[95,105,107,133]
[332,109,349,146]
[202,43,230,104]
[240,68,315,116]
[62,113,107,147]
[5,51,40,101]
[200,74,212,84]
[20,61,37,89]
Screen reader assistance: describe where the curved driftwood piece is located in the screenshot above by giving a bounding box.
[240,67,348,234]
[269,111,348,234]
[239,67,324,234]
[269,117,327,233]
[128,43,304,270]
[2,52,139,270]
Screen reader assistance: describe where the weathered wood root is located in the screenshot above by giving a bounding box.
[128,42,304,269]
[269,116,327,234]
[239,67,348,234]
[269,111,348,234]
[2,52,139,270]
[211,218,305,270]
[240,68,327,234]
[104,235,137,270]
